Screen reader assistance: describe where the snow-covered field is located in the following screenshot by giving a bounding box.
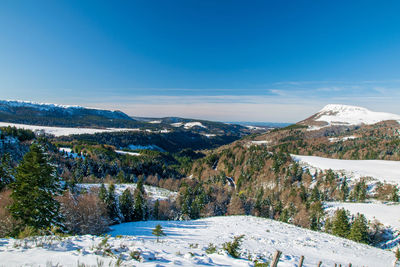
[0,216,395,267]
[292,154,400,185]
[0,122,141,137]
[325,201,400,230]
[77,183,177,201]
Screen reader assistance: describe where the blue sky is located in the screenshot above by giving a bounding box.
[1,0,400,122]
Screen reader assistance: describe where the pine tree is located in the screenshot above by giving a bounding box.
[9,144,62,231]
[331,208,350,238]
[152,224,166,242]
[153,199,160,220]
[133,177,147,221]
[309,201,325,230]
[349,213,369,243]
[340,177,349,201]
[98,183,107,201]
[0,153,14,191]
[119,188,134,222]
[116,171,125,183]
[391,186,399,202]
[105,183,120,223]
[310,186,320,202]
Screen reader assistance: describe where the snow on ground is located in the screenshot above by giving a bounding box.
[59,147,82,159]
[291,154,400,185]
[251,140,269,145]
[0,216,394,267]
[328,135,357,142]
[315,104,400,127]
[115,150,141,156]
[325,201,400,229]
[201,133,216,138]
[0,122,141,137]
[183,122,206,129]
[171,122,207,129]
[77,183,177,201]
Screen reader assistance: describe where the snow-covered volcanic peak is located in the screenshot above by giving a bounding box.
[314,104,400,127]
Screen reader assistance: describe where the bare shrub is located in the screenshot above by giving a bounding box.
[0,190,17,237]
[58,190,110,235]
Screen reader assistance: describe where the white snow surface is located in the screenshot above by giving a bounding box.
[328,135,357,142]
[325,201,400,229]
[171,122,207,129]
[251,140,269,145]
[292,154,400,185]
[0,122,140,137]
[314,104,400,127]
[0,216,394,266]
[77,183,177,201]
[115,150,141,156]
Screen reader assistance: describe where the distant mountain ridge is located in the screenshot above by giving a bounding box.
[0,100,136,128]
[0,100,263,137]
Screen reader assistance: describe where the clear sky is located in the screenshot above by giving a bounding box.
[1,0,400,122]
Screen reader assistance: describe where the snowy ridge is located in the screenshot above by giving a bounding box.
[0,216,394,266]
[313,104,400,127]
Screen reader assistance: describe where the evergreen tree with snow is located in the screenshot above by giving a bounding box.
[153,199,160,220]
[98,183,107,201]
[133,177,147,221]
[152,223,166,242]
[331,208,350,238]
[349,213,369,243]
[391,186,399,202]
[105,183,120,223]
[0,153,14,191]
[9,143,62,232]
[119,188,134,222]
[340,177,349,201]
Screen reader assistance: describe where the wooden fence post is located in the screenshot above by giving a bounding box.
[298,255,304,267]
[271,250,282,267]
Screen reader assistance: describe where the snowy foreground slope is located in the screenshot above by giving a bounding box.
[0,216,394,267]
[292,154,400,185]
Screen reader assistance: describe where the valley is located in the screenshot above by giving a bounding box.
[0,102,399,266]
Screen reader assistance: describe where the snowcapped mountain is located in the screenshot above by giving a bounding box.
[300,104,400,130]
